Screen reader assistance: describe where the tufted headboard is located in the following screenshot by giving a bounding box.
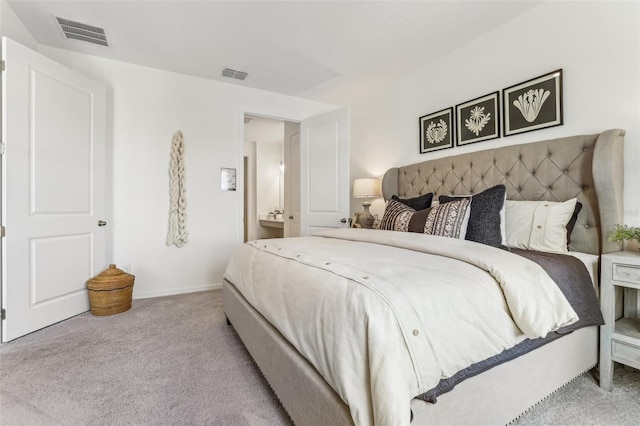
[381,129,625,255]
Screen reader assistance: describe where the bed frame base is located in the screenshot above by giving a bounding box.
[223,279,353,425]
[223,279,598,425]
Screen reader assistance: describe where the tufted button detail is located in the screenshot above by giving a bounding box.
[548,186,553,190]
[505,172,510,177]
[584,224,589,229]
[564,170,568,174]
[583,148,588,152]
[493,159,497,164]
[532,171,536,176]
[583,185,589,190]
[548,152,552,157]
[517,186,522,191]
[519,155,523,160]
[452,165,455,170]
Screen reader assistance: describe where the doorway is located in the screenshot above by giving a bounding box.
[243,114,300,241]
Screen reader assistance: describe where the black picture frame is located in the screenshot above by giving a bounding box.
[419,107,454,154]
[455,91,500,146]
[502,69,563,137]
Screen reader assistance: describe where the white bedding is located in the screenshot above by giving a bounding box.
[223,229,577,426]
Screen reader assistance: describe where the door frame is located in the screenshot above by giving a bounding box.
[238,110,300,246]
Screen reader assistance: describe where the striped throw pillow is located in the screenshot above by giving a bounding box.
[380,198,471,239]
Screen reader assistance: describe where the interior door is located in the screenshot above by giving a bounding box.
[1,37,108,342]
[299,108,350,235]
[283,121,300,238]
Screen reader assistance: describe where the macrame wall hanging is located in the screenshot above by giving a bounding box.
[166,130,188,247]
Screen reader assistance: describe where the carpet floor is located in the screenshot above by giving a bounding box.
[0,290,638,426]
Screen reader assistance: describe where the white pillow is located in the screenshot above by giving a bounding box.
[505,198,577,253]
[500,192,507,245]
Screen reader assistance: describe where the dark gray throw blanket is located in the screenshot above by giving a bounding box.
[416,249,604,404]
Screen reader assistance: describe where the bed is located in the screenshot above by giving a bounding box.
[223,128,625,425]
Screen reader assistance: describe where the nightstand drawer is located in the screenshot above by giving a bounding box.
[612,339,640,369]
[613,263,640,285]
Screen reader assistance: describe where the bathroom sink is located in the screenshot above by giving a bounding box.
[259,215,284,229]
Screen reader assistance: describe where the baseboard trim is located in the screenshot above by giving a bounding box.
[133,283,222,300]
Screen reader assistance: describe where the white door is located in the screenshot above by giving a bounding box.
[1,37,108,342]
[283,121,300,238]
[299,108,350,235]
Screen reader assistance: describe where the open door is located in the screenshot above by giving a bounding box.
[299,108,350,235]
[283,121,300,238]
[1,37,108,342]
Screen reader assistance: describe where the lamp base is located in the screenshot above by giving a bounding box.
[356,202,375,229]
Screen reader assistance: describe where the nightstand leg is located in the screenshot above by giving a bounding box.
[599,333,613,390]
[599,267,615,391]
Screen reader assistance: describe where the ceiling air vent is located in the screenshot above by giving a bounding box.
[55,16,109,47]
[222,68,248,81]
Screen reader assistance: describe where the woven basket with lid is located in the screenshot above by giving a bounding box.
[87,264,135,316]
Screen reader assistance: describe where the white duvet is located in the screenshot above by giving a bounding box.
[223,229,577,426]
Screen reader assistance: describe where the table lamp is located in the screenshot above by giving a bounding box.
[353,178,381,229]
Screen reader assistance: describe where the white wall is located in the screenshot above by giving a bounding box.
[0,0,37,50]
[346,1,640,228]
[37,46,335,298]
[256,142,282,215]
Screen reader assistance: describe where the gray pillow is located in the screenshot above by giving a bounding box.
[439,184,506,248]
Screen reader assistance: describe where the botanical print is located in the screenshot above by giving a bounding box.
[512,88,550,123]
[426,119,448,144]
[465,106,491,136]
[419,107,454,153]
[456,92,499,146]
[503,69,563,136]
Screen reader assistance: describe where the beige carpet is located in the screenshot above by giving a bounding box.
[0,290,638,425]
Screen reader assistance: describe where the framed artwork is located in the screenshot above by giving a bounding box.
[419,107,454,154]
[220,168,237,191]
[455,91,500,146]
[503,69,563,137]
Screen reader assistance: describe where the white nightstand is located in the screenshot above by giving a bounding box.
[599,251,640,390]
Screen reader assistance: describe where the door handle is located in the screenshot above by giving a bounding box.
[98,220,107,227]
[288,216,294,220]
[340,218,347,223]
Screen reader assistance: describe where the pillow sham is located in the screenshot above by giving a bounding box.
[505,198,577,253]
[391,193,433,211]
[379,198,471,239]
[439,184,506,248]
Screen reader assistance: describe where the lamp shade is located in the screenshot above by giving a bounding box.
[353,178,381,198]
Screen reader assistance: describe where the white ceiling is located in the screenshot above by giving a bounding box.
[7,0,542,102]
